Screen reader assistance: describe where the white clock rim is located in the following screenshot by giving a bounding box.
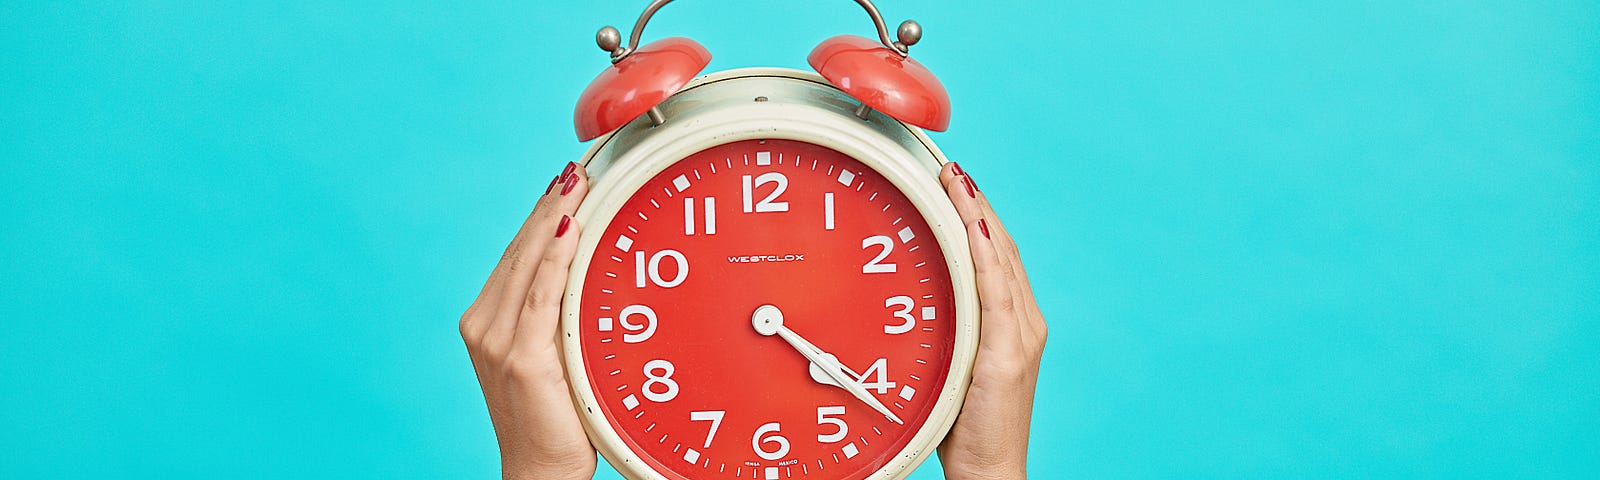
[560,67,979,480]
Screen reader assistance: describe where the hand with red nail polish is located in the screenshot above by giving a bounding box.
[460,162,595,480]
[935,162,1048,480]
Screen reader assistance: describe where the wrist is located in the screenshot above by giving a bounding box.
[940,457,1027,480]
[502,464,591,480]
[501,453,595,480]
[941,468,1027,480]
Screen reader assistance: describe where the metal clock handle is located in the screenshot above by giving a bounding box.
[594,0,923,63]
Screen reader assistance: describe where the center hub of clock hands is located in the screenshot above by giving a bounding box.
[751,304,905,425]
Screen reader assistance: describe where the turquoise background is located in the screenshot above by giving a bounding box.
[3,0,1596,477]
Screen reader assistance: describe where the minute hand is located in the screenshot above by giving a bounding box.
[774,326,904,425]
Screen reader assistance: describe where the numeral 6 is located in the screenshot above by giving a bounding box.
[752,422,791,460]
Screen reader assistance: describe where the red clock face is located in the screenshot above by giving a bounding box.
[579,139,956,480]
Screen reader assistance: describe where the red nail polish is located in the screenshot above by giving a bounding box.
[560,174,578,195]
[961,175,976,198]
[978,219,990,239]
[562,161,577,178]
[545,175,561,195]
[968,174,980,192]
[949,161,965,177]
[555,215,571,238]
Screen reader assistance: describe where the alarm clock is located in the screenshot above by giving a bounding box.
[559,1,978,479]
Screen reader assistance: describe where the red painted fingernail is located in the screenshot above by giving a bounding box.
[949,161,965,177]
[555,215,571,237]
[968,174,980,192]
[545,174,561,195]
[978,219,990,239]
[961,175,976,198]
[560,173,578,195]
[561,161,577,178]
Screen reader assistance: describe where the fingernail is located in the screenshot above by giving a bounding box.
[978,219,990,239]
[961,175,976,198]
[949,161,965,177]
[560,174,578,195]
[555,215,571,237]
[545,174,561,195]
[968,174,980,192]
[561,161,577,178]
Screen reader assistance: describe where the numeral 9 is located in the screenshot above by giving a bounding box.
[597,304,658,343]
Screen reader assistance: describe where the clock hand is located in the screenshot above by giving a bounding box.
[755,314,868,381]
[770,323,904,425]
[808,353,863,387]
[751,305,841,375]
[752,305,904,424]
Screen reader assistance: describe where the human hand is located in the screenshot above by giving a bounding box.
[459,163,595,480]
[936,163,1049,480]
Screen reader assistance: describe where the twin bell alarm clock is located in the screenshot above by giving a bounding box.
[559,1,978,478]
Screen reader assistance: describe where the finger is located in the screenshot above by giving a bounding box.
[937,161,965,187]
[515,213,583,353]
[483,164,591,355]
[943,163,1042,352]
[972,188,1036,340]
[941,164,1024,321]
[462,164,574,345]
[967,216,1024,357]
[974,189,1029,284]
[972,187,1046,345]
[942,164,1024,355]
[976,196,1030,350]
[482,162,580,297]
[940,163,985,226]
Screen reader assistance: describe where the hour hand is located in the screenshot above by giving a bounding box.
[808,353,859,387]
[752,305,903,424]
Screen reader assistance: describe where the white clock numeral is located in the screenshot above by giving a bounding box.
[742,172,790,213]
[684,197,716,235]
[634,249,688,288]
[816,406,848,443]
[641,359,679,402]
[884,295,916,334]
[752,422,791,460]
[690,410,725,448]
[824,192,835,230]
[861,235,897,273]
[616,304,658,343]
[858,358,896,394]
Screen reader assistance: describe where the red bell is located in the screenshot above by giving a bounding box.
[574,37,712,142]
[808,34,951,132]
